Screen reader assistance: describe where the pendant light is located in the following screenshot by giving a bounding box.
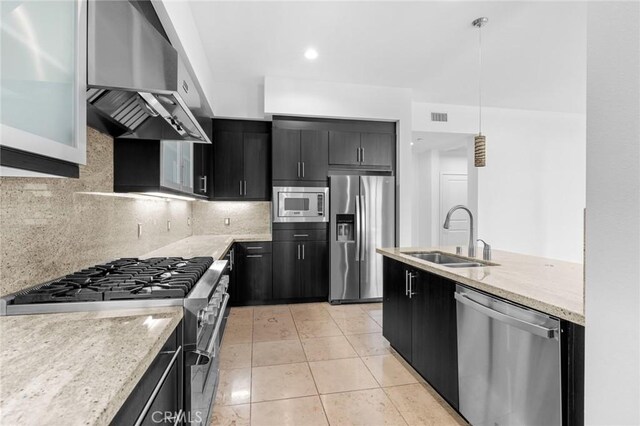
[473,17,488,167]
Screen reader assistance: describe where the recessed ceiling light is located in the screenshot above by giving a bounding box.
[304,47,318,60]
[410,142,415,146]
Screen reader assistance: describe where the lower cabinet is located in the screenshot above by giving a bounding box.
[272,226,328,302]
[382,257,459,408]
[232,242,273,305]
[112,323,183,425]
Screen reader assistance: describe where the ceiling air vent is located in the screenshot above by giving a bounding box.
[431,112,448,122]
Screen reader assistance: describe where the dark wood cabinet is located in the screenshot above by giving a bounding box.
[193,143,212,198]
[329,130,394,170]
[383,257,457,406]
[382,257,412,362]
[411,271,459,408]
[233,242,273,305]
[328,131,361,166]
[361,132,394,168]
[273,241,302,299]
[272,128,328,182]
[212,120,270,201]
[272,226,329,302]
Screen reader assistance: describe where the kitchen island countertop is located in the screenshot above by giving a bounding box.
[377,247,584,325]
[0,307,183,425]
[140,233,272,260]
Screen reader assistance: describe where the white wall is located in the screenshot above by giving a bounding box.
[264,76,414,246]
[585,2,640,424]
[413,102,586,262]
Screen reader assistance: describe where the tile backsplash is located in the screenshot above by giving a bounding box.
[0,128,193,296]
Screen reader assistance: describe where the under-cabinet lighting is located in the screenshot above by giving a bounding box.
[77,192,163,200]
[143,192,197,202]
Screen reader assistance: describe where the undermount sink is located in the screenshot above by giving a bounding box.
[403,251,490,268]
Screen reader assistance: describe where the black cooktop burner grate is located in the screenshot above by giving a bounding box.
[13,257,213,305]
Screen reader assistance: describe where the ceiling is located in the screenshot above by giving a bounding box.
[190,1,586,114]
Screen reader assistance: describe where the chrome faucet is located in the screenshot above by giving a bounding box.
[443,205,475,257]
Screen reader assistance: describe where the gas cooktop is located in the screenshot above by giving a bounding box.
[12,257,214,304]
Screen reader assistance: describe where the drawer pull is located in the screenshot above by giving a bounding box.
[293,234,309,237]
[246,246,263,250]
[246,254,263,258]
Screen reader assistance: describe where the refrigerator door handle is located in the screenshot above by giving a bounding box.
[355,195,361,261]
[360,195,366,261]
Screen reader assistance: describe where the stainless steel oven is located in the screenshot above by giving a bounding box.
[273,186,329,223]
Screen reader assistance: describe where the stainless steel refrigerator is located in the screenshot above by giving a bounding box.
[329,175,395,303]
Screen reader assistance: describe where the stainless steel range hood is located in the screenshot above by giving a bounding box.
[87,0,212,143]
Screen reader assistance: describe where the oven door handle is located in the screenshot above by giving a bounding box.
[134,345,182,426]
[198,293,230,358]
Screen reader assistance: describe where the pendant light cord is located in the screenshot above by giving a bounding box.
[478,23,483,135]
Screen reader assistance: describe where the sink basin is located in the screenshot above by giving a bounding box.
[403,251,490,268]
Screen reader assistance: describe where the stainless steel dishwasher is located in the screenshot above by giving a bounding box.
[455,285,561,426]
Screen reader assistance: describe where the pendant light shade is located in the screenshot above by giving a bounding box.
[473,17,488,168]
[474,134,486,167]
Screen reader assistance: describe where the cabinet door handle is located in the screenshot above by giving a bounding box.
[246,254,263,258]
[244,180,247,195]
[200,176,207,193]
[297,244,301,260]
[239,180,243,195]
[405,270,409,296]
[409,273,417,299]
[297,162,301,178]
[302,244,305,260]
[361,147,365,163]
[302,162,305,177]
[356,147,360,163]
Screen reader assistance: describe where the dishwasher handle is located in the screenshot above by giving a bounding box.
[454,292,558,339]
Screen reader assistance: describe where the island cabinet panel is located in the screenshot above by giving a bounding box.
[411,272,459,409]
[382,257,412,362]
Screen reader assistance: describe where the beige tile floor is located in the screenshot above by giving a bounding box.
[211,302,467,426]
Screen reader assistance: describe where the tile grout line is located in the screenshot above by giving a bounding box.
[291,303,332,426]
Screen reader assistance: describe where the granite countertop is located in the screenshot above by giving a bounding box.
[0,307,183,425]
[140,233,272,260]
[377,247,584,325]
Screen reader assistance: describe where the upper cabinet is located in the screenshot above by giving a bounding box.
[272,128,329,182]
[212,119,271,201]
[0,0,87,177]
[113,139,202,198]
[329,131,395,169]
[273,116,396,176]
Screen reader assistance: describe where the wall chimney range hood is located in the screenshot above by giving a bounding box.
[87,0,212,143]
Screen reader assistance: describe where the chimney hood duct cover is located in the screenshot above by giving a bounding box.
[87,0,212,143]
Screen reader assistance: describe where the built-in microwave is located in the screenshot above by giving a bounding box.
[273,186,329,223]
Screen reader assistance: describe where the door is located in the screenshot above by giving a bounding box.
[300,130,329,181]
[439,173,468,246]
[180,142,193,193]
[383,258,412,362]
[360,176,395,300]
[236,249,272,302]
[273,241,301,299]
[411,273,459,409]
[161,141,182,191]
[193,143,211,197]
[272,128,301,180]
[360,133,394,168]
[329,131,360,166]
[329,175,360,301]
[243,132,270,199]
[213,131,244,199]
[301,241,329,298]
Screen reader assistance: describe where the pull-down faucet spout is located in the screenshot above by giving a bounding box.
[443,205,475,257]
